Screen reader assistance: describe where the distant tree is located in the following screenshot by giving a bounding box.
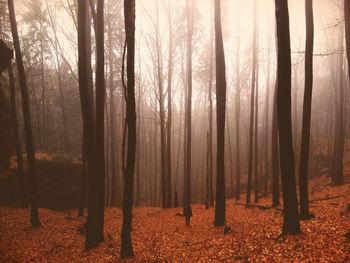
[274,0,301,234]
[234,4,241,202]
[298,0,314,220]
[332,4,345,186]
[254,5,260,203]
[214,0,227,227]
[184,0,193,206]
[8,0,41,228]
[166,0,173,208]
[246,0,257,205]
[346,0,350,82]
[8,64,27,207]
[271,83,280,207]
[121,0,136,258]
[22,0,51,150]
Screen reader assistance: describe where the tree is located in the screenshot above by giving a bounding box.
[275,0,301,234]
[121,0,136,258]
[8,0,41,228]
[166,0,173,208]
[271,83,280,207]
[206,1,214,207]
[8,64,27,206]
[184,0,193,206]
[214,0,227,227]
[298,0,314,220]
[94,0,106,243]
[246,0,257,205]
[77,0,104,249]
[345,0,350,84]
[332,5,345,186]
[234,4,241,201]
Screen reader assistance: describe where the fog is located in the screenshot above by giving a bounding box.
[0,0,347,206]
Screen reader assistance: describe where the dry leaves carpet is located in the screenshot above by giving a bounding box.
[0,179,349,262]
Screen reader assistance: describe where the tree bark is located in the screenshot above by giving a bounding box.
[184,0,193,205]
[214,0,227,227]
[8,64,27,206]
[275,0,301,234]
[166,0,173,209]
[8,0,41,228]
[298,0,314,220]
[121,0,136,258]
[246,0,257,205]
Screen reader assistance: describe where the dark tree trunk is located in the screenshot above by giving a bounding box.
[272,85,280,207]
[94,0,105,238]
[214,0,226,227]
[107,7,120,207]
[121,0,136,258]
[154,0,167,209]
[77,0,102,248]
[246,0,257,205]
[184,0,193,205]
[208,3,214,207]
[298,0,314,220]
[8,65,27,206]
[275,0,301,235]
[78,131,87,217]
[235,14,241,201]
[332,17,345,186]
[263,45,271,196]
[254,33,259,204]
[166,0,173,208]
[8,0,41,228]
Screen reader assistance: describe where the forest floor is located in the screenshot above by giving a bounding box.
[0,174,349,262]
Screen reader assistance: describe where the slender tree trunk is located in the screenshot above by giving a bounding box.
[235,11,241,201]
[246,0,257,205]
[108,9,119,207]
[78,131,87,217]
[214,0,227,227]
[263,45,271,195]
[166,0,173,208]
[332,14,345,186]
[208,5,214,206]
[298,0,314,220]
[254,28,260,203]
[94,0,105,238]
[8,0,41,228]
[56,52,68,152]
[184,0,193,205]
[275,0,301,234]
[77,0,101,248]
[154,0,167,209]
[8,65,27,206]
[121,0,136,258]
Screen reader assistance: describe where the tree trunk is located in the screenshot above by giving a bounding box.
[8,0,41,228]
[254,26,259,203]
[184,0,193,205]
[235,11,241,201]
[108,8,119,207]
[121,0,136,258]
[332,12,345,186]
[8,64,27,206]
[275,0,301,235]
[214,0,227,227]
[208,5,214,206]
[263,45,271,196]
[246,0,257,205]
[298,0,314,220]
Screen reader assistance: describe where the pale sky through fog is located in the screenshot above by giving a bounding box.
[12,0,343,104]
